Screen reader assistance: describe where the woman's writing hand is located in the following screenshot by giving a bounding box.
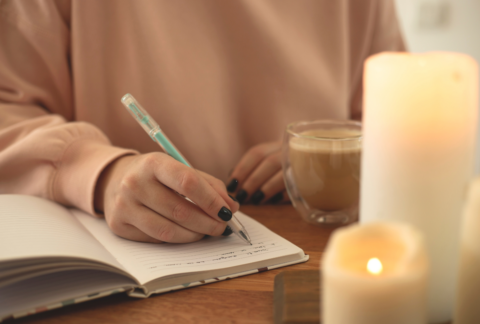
[94,153,239,243]
[226,141,289,205]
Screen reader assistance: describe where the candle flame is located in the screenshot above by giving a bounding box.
[367,258,383,275]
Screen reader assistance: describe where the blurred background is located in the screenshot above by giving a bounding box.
[393,0,480,173]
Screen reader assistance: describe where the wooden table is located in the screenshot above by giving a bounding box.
[16,205,336,324]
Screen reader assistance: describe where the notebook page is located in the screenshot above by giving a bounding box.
[73,210,304,285]
[0,195,125,274]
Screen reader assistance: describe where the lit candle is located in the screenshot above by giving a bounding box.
[322,222,428,324]
[455,178,480,323]
[360,52,478,323]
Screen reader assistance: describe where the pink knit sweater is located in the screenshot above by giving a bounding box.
[0,0,405,214]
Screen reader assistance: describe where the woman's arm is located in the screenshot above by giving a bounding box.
[0,0,238,243]
[0,0,137,214]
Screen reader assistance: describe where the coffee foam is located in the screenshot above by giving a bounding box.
[289,129,361,153]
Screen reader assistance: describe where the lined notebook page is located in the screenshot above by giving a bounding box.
[73,210,304,285]
[0,195,125,273]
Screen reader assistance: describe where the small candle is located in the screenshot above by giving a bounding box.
[322,222,428,324]
[454,178,480,323]
[360,52,478,323]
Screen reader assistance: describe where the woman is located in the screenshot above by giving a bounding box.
[0,0,405,243]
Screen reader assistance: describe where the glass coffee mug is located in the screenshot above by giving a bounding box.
[282,120,362,225]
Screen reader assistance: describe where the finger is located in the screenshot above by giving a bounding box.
[198,170,239,212]
[110,222,164,243]
[132,205,205,243]
[252,170,285,204]
[139,179,228,236]
[152,155,234,223]
[105,207,164,243]
[238,151,282,204]
[226,142,281,194]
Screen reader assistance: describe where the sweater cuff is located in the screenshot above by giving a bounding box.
[52,138,138,215]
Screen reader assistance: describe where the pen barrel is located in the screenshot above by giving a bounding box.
[152,131,191,167]
[121,93,191,167]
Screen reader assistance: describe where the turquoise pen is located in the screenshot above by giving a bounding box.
[121,94,252,245]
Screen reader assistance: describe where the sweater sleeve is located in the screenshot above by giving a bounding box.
[0,0,137,215]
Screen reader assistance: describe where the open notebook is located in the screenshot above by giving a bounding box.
[0,195,308,321]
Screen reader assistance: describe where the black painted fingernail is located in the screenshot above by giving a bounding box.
[222,226,233,236]
[235,189,248,204]
[218,206,232,221]
[251,190,265,205]
[269,192,284,204]
[228,194,238,202]
[226,179,238,192]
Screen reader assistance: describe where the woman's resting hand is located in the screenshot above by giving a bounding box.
[94,153,239,243]
[227,141,289,205]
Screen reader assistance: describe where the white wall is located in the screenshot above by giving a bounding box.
[394,0,480,173]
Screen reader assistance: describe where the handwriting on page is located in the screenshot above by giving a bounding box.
[115,227,288,273]
[161,243,275,267]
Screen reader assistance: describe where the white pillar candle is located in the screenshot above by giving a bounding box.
[322,222,428,324]
[455,178,480,323]
[360,52,478,323]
